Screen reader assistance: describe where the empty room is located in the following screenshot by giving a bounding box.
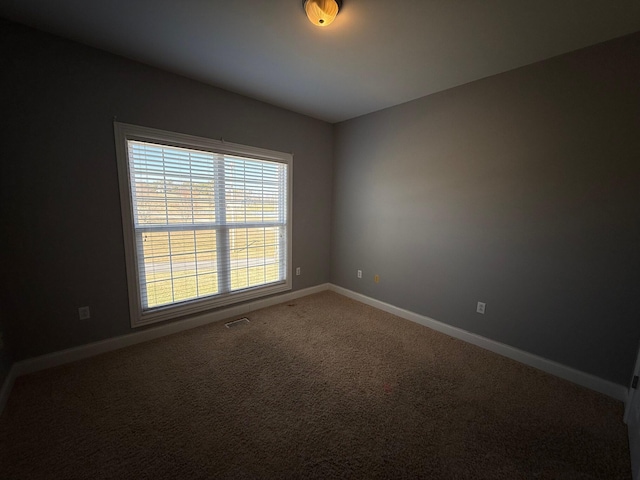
[1,1,640,478]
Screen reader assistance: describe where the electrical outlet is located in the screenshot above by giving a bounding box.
[476,302,486,314]
[296,267,301,276]
[357,270,362,279]
[374,274,380,283]
[79,306,91,320]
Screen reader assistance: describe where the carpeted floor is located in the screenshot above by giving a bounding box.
[0,291,631,479]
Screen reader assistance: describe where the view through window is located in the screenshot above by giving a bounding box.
[115,124,292,326]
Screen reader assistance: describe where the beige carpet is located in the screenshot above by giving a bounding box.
[0,291,631,479]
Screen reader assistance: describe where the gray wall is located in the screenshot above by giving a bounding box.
[332,33,640,386]
[1,19,333,361]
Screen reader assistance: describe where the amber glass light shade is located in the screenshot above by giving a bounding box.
[304,0,340,27]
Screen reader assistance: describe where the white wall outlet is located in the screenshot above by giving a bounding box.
[296,267,301,276]
[476,302,486,314]
[79,306,91,320]
[357,270,362,279]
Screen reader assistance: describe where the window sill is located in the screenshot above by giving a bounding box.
[133,280,291,328]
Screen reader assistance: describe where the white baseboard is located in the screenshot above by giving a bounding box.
[11,283,331,380]
[0,364,18,416]
[1,282,627,418]
[330,285,628,402]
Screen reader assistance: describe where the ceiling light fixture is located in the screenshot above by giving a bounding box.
[303,0,341,27]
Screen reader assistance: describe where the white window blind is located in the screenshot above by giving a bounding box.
[115,123,292,327]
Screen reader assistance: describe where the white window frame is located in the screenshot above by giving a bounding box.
[114,122,292,327]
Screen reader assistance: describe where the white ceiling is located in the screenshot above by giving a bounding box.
[2,0,640,123]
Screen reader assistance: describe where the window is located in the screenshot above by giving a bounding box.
[114,123,292,327]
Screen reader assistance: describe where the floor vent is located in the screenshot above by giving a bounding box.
[225,317,250,329]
